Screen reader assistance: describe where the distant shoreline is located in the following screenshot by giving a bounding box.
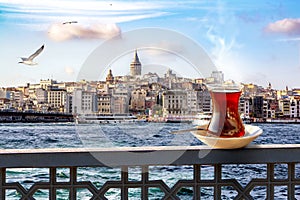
[0,111,74,123]
[1,111,300,124]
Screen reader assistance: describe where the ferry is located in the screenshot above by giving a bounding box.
[265,118,300,123]
[0,110,74,123]
[165,115,194,123]
[75,113,147,124]
[193,112,251,125]
[192,112,212,126]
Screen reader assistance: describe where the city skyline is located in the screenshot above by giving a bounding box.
[1,0,300,89]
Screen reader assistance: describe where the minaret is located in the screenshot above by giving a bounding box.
[130,50,142,76]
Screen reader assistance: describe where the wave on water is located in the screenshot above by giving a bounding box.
[1,123,300,199]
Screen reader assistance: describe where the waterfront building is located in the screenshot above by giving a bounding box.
[130,89,147,113]
[0,88,11,99]
[145,93,157,115]
[23,98,34,111]
[197,87,211,113]
[47,88,67,112]
[263,98,277,119]
[290,99,297,118]
[278,98,290,117]
[186,90,198,115]
[15,85,28,96]
[65,94,72,113]
[97,93,112,114]
[72,89,97,114]
[35,88,47,104]
[8,90,24,109]
[162,90,188,116]
[251,96,264,118]
[130,50,142,76]
[0,98,10,109]
[239,97,250,117]
[111,86,130,114]
[28,87,37,100]
[112,96,128,114]
[287,96,300,118]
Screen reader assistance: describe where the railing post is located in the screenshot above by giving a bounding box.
[0,168,5,200]
[141,166,149,200]
[193,164,201,199]
[50,167,56,200]
[121,166,128,200]
[214,164,222,199]
[267,163,274,200]
[70,167,77,200]
[288,163,295,200]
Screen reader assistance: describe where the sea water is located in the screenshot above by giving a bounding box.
[0,123,300,199]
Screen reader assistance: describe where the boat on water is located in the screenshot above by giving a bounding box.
[165,115,194,123]
[192,112,212,126]
[75,113,147,124]
[264,118,300,123]
[0,110,74,123]
[192,112,251,126]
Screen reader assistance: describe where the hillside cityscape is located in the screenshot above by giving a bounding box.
[1,50,300,122]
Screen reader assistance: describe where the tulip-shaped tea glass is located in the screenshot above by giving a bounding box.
[206,83,245,137]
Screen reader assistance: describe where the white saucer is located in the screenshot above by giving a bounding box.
[191,124,263,149]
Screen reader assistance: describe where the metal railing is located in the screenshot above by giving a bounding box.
[0,144,299,199]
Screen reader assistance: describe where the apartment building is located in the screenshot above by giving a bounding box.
[130,89,147,112]
[47,89,67,112]
[72,89,97,114]
[162,90,188,116]
[111,86,130,114]
[239,97,250,117]
[97,93,112,114]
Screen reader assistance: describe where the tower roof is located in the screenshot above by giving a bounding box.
[132,49,141,64]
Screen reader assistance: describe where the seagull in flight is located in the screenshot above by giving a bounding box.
[62,21,78,25]
[19,44,44,66]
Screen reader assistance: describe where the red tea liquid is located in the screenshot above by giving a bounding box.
[208,90,245,137]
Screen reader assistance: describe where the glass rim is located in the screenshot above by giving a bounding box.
[205,83,243,92]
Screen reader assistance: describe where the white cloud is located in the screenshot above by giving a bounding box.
[0,0,171,26]
[0,0,164,11]
[265,18,300,35]
[48,23,121,41]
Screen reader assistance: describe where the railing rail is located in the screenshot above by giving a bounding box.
[0,144,299,199]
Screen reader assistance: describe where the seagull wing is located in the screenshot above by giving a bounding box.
[28,45,44,61]
[63,21,77,24]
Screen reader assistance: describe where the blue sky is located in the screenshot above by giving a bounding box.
[1,0,300,89]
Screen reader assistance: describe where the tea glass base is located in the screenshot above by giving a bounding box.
[191,124,263,149]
